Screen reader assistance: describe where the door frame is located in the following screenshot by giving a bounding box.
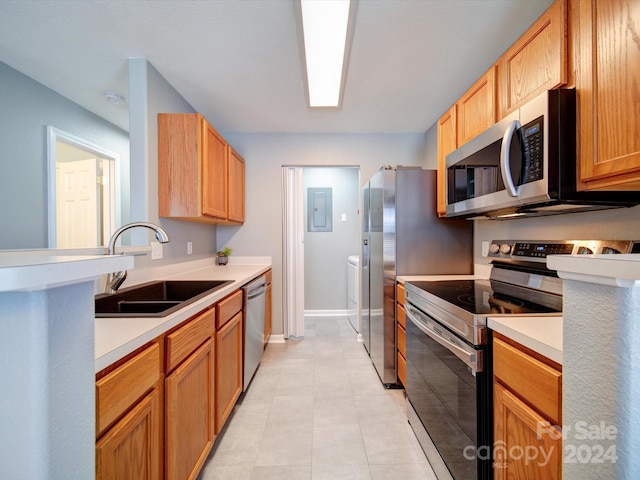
[281,167,305,338]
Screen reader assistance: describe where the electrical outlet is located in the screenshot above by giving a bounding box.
[187,241,193,255]
[151,241,163,260]
[341,213,347,221]
[482,241,490,257]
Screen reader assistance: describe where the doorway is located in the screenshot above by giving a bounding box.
[282,166,360,339]
[47,126,120,248]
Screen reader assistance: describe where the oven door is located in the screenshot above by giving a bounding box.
[405,302,491,480]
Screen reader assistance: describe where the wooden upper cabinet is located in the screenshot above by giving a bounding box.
[202,120,228,219]
[575,0,640,190]
[436,105,457,217]
[158,113,245,224]
[498,0,568,118]
[456,66,497,145]
[227,146,245,223]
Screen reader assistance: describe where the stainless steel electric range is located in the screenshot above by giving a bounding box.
[403,239,639,480]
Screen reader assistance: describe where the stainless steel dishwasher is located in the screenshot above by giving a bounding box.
[242,274,267,391]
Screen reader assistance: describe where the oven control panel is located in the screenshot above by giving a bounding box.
[488,240,640,261]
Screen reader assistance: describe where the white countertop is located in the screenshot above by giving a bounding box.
[0,252,132,292]
[95,259,271,372]
[488,316,563,364]
[548,253,640,288]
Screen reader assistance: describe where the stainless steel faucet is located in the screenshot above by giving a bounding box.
[105,222,171,293]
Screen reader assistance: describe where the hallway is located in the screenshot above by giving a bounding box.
[198,317,436,480]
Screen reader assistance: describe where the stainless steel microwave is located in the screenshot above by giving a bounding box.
[445,89,639,219]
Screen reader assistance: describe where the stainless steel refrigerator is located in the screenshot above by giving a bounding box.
[361,166,473,386]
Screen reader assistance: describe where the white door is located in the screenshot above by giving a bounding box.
[56,158,99,248]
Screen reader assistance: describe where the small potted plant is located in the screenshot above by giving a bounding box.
[216,247,232,266]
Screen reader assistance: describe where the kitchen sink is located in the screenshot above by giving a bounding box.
[95,280,233,317]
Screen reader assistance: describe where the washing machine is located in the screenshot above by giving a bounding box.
[347,255,362,340]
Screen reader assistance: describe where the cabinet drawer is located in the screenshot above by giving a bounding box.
[396,282,405,305]
[96,342,161,436]
[398,352,407,386]
[493,337,562,424]
[397,323,406,357]
[397,304,406,329]
[166,308,215,373]
[216,289,243,329]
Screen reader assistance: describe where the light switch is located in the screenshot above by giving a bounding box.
[341,213,347,221]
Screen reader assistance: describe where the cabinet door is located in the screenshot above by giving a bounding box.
[436,105,457,217]
[215,312,243,433]
[494,382,562,480]
[457,67,497,145]
[264,281,272,345]
[165,339,215,480]
[576,0,640,190]
[202,120,228,219]
[227,146,245,223]
[498,0,567,118]
[96,389,161,480]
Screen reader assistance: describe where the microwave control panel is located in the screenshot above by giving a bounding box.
[521,116,544,184]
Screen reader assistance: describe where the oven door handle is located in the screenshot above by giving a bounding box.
[405,304,483,374]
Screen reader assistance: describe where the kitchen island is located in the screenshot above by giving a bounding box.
[547,254,640,480]
[0,252,132,480]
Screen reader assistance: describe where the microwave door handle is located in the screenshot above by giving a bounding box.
[500,120,522,197]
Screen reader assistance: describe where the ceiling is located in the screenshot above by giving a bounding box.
[0,0,554,134]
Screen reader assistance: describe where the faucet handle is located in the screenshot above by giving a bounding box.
[106,270,128,294]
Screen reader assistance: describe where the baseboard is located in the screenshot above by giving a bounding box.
[304,309,349,317]
[266,334,285,344]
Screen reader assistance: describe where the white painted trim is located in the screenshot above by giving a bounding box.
[266,334,286,344]
[304,309,349,317]
[282,167,306,339]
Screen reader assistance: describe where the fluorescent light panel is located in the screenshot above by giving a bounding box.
[300,0,351,107]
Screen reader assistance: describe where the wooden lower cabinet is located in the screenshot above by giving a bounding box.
[215,312,243,433]
[97,288,250,480]
[96,389,161,480]
[95,342,162,480]
[493,334,563,479]
[396,282,407,386]
[165,339,216,480]
[494,382,562,479]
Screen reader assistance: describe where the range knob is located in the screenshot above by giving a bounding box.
[489,243,500,254]
[499,244,512,255]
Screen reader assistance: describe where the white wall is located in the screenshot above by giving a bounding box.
[303,167,360,312]
[217,132,426,335]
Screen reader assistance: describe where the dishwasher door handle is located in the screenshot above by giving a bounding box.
[247,284,267,299]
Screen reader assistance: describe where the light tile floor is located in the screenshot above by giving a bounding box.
[198,317,437,480]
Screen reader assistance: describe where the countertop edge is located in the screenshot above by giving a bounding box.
[488,316,563,365]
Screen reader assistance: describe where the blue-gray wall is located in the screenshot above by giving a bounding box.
[0,61,130,249]
[303,167,360,311]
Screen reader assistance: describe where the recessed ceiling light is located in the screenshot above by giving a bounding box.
[299,0,355,108]
[103,91,125,105]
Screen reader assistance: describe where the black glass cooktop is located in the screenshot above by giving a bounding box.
[408,279,559,316]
